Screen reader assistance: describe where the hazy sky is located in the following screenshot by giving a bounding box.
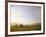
[10,5,41,24]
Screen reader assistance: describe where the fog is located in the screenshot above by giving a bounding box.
[10,5,41,24]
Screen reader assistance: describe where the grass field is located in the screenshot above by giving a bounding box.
[10,23,41,32]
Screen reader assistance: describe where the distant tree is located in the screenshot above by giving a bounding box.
[26,25,29,27]
[20,24,23,27]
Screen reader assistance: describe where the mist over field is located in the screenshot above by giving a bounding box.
[10,5,41,31]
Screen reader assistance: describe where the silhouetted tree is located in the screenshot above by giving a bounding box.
[20,24,23,27]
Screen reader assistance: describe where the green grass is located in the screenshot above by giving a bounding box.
[10,23,41,32]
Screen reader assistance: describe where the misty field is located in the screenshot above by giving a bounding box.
[10,23,41,32]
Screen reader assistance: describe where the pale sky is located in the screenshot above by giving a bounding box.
[10,5,41,24]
